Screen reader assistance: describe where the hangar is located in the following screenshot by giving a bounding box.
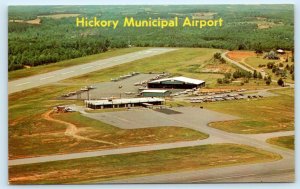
[85,97,164,109]
[147,76,205,89]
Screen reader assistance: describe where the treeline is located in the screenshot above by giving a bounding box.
[8,36,112,71]
[8,5,294,71]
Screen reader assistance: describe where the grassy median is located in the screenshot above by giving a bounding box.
[267,135,294,150]
[9,143,281,184]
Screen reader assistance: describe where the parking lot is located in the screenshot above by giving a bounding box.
[83,107,238,130]
[65,73,166,100]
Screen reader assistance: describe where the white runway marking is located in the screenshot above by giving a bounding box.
[40,76,54,80]
[82,66,94,70]
[61,71,74,75]
[15,82,31,86]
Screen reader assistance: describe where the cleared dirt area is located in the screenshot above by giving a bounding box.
[43,110,114,145]
[226,51,256,63]
[9,144,281,184]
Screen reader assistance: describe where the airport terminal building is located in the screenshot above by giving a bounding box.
[85,97,164,109]
[147,76,205,89]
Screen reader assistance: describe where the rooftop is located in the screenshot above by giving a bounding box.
[148,76,205,85]
[141,89,169,93]
[85,97,164,106]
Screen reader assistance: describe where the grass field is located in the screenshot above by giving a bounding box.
[8,47,147,81]
[167,88,294,134]
[206,88,294,134]
[9,143,281,184]
[244,55,294,84]
[267,135,294,150]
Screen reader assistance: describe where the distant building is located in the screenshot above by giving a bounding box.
[141,89,171,97]
[147,76,205,89]
[85,97,164,109]
[277,49,285,54]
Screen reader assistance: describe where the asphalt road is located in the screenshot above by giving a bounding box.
[8,48,177,94]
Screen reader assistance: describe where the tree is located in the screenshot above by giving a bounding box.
[254,42,263,54]
[253,70,258,79]
[223,78,230,84]
[258,72,263,79]
[267,62,275,69]
[266,76,272,85]
[224,73,231,79]
[217,78,223,84]
[220,57,226,64]
[277,78,284,86]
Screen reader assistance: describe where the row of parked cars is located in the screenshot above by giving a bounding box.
[189,93,263,103]
[171,88,198,97]
[197,89,247,96]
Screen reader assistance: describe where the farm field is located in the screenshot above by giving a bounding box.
[9,144,281,184]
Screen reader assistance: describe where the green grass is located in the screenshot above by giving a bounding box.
[267,135,294,150]
[9,143,281,184]
[205,88,294,134]
[244,56,294,84]
[8,47,147,81]
[245,56,271,68]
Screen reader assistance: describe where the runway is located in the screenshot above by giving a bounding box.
[8,107,294,183]
[8,48,177,94]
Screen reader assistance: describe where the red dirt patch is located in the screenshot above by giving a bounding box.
[227,51,256,62]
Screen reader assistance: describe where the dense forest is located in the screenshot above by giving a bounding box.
[8,5,294,71]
